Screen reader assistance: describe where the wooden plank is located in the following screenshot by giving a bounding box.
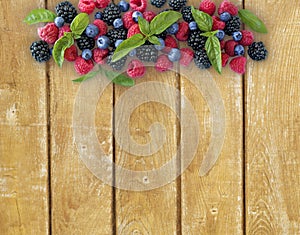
[181,0,244,234]
[0,0,49,234]
[245,1,300,234]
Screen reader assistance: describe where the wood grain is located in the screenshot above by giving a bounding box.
[245,1,300,234]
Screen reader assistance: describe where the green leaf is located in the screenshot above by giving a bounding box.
[70,13,89,37]
[72,70,100,83]
[148,35,160,45]
[52,33,74,67]
[238,9,268,33]
[149,11,182,35]
[112,33,146,62]
[104,70,135,87]
[200,30,218,37]
[205,36,222,74]
[138,17,150,36]
[191,7,212,32]
[24,9,56,25]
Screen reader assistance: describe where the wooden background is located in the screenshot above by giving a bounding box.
[0,0,299,234]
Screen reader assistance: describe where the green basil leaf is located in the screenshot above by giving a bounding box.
[238,9,268,33]
[191,7,212,32]
[112,33,146,62]
[24,9,56,25]
[205,36,222,74]
[72,70,100,83]
[200,30,218,37]
[149,11,182,35]
[104,70,135,87]
[53,33,74,67]
[138,17,150,36]
[70,13,89,37]
[148,35,160,45]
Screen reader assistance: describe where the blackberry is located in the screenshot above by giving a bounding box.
[107,53,127,71]
[76,34,95,51]
[155,31,167,40]
[224,16,241,36]
[188,30,207,51]
[106,28,127,47]
[30,41,51,63]
[168,0,186,10]
[136,45,158,62]
[102,3,121,26]
[55,1,77,24]
[247,41,268,61]
[151,0,166,8]
[181,6,193,23]
[194,50,211,69]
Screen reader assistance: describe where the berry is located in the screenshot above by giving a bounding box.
[30,41,51,63]
[64,45,78,61]
[130,0,147,12]
[194,50,211,69]
[92,48,109,64]
[95,0,110,9]
[188,30,207,51]
[85,24,100,38]
[189,21,197,31]
[107,28,127,47]
[76,34,95,50]
[127,24,141,38]
[179,48,194,66]
[58,25,71,38]
[220,40,226,50]
[199,0,216,16]
[118,0,130,12]
[55,1,77,24]
[212,16,225,31]
[163,35,178,53]
[122,11,135,29]
[95,12,103,19]
[181,6,193,23]
[38,23,59,44]
[224,40,238,56]
[113,18,124,29]
[93,19,108,37]
[247,41,268,61]
[78,0,96,14]
[102,3,121,26]
[127,59,146,78]
[154,38,165,50]
[143,11,156,22]
[168,0,186,11]
[239,30,254,46]
[167,23,179,35]
[232,31,242,41]
[82,49,93,60]
[218,0,238,16]
[229,56,247,74]
[168,48,181,62]
[115,39,123,48]
[97,35,110,49]
[155,54,173,72]
[216,30,225,40]
[107,53,127,71]
[74,56,94,75]
[219,12,231,22]
[54,17,64,28]
[234,44,244,56]
[224,16,241,35]
[132,11,143,23]
[151,0,166,8]
[136,45,158,62]
[221,53,229,67]
[175,22,189,41]
[129,49,137,56]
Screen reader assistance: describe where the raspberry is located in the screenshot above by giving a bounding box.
[64,45,78,61]
[92,48,109,64]
[239,30,254,46]
[221,53,229,67]
[179,48,194,66]
[220,40,226,50]
[127,59,146,78]
[95,0,110,9]
[163,35,178,53]
[78,0,95,14]
[38,23,59,44]
[127,24,141,38]
[229,56,247,74]
[212,16,225,31]
[199,0,216,16]
[93,19,107,38]
[155,54,173,72]
[74,56,94,75]
[218,0,238,16]
[58,25,71,38]
[224,40,238,56]
[122,11,136,29]
[130,0,147,12]
[143,11,156,22]
[175,22,189,41]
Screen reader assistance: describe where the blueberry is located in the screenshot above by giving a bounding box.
[95,12,103,20]
[188,21,197,31]
[97,36,110,49]
[82,49,92,60]
[54,17,64,28]
[154,38,165,51]
[113,18,123,29]
[220,12,231,22]
[168,48,181,62]
[85,24,99,38]
[132,11,143,23]
[234,45,244,56]
[215,30,225,40]
[129,49,136,57]
[115,39,123,48]
[166,23,179,35]
[232,31,242,41]
[118,0,129,12]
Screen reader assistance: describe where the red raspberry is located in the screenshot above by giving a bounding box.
[58,25,71,38]
[239,30,254,46]
[179,48,194,67]
[218,0,238,16]
[224,40,238,56]
[229,56,247,74]
[175,22,189,41]
[92,48,109,65]
[155,55,173,72]
[199,0,216,16]
[93,19,107,38]
[122,11,135,29]
[212,16,225,30]
[220,40,226,50]
[95,0,110,9]
[221,53,230,67]
[64,45,78,62]
[127,24,141,38]
[38,23,59,44]
[127,59,146,78]
[130,0,147,12]
[78,0,95,14]
[74,56,94,75]
[143,11,156,22]
[163,35,178,53]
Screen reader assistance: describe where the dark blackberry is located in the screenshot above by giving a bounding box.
[188,30,207,51]
[181,6,193,23]
[107,53,127,71]
[55,1,77,24]
[247,41,268,61]
[136,45,158,62]
[30,41,51,63]
[194,50,211,69]
[102,3,121,26]
[168,0,186,10]
[155,31,167,40]
[106,28,127,47]
[224,16,241,36]
[151,0,166,8]
[76,34,95,50]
